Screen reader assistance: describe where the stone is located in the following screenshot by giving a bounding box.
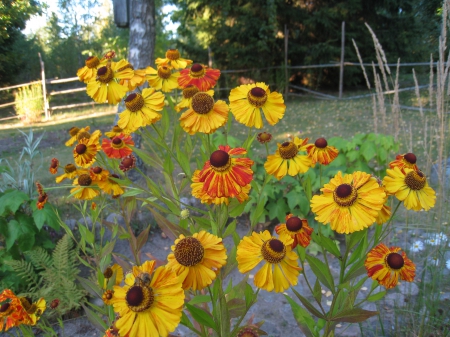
[430,157,450,187]
[397,282,419,296]
[384,292,406,307]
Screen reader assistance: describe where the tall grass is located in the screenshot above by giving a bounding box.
[14,83,44,124]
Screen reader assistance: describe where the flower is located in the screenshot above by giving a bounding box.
[196,145,253,199]
[0,289,29,331]
[89,166,110,182]
[73,137,101,168]
[311,171,386,234]
[237,326,261,337]
[229,82,285,129]
[257,132,272,144]
[36,193,48,210]
[383,167,436,211]
[178,63,220,91]
[49,158,59,174]
[98,174,125,196]
[55,164,86,183]
[264,137,313,180]
[410,241,424,252]
[102,134,134,159]
[77,55,106,83]
[102,290,114,305]
[275,214,313,249]
[146,65,180,92]
[119,66,147,91]
[175,85,214,112]
[71,174,100,200]
[389,153,419,172]
[110,261,184,337]
[365,243,415,289]
[50,299,60,309]
[103,264,124,288]
[118,88,165,134]
[65,126,90,146]
[166,231,227,290]
[105,125,124,138]
[119,154,137,172]
[103,50,116,60]
[425,232,448,246]
[86,60,133,104]
[179,92,229,135]
[18,297,46,325]
[305,137,339,165]
[375,185,391,225]
[237,231,301,292]
[180,209,190,219]
[155,49,193,69]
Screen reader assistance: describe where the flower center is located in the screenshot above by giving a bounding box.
[103,267,113,278]
[78,174,92,186]
[237,328,259,337]
[182,85,199,99]
[157,66,172,79]
[247,87,268,108]
[210,150,232,172]
[259,132,271,141]
[112,125,122,133]
[103,50,115,59]
[126,285,154,312]
[117,64,134,72]
[174,237,205,267]
[261,239,286,263]
[191,92,214,114]
[104,291,113,300]
[166,49,180,60]
[93,167,103,174]
[111,137,124,148]
[333,184,358,207]
[69,127,80,137]
[77,131,91,141]
[190,63,205,77]
[315,137,328,148]
[404,153,417,164]
[386,252,404,269]
[404,170,426,190]
[50,299,60,309]
[125,93,145,112]
[286,217,303,232]
[64,164,76,173]
[75,144,87,154]
[86,56,100,69]
[121,157,134,168]
[279,142,298,159]
[97,66,114,83]
[0,303,10,313]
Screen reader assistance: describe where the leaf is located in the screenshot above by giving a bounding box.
[331,308,379,323]
[78,224,94,245]
[306,255,335,292]
[284,295,316,337]
[227,298,246,318]
[81,303,108,331]
[360,141,377,161]
[267,198,289,222]
[229,200,249,217]
[32,203,60,230]
[188,295,210,305]
[136,225,150,252]
[185,303,218,331]
[313,278,322,303]
[367,291,386,302]
[76,276,103,298]
[223,220,237,238]
[148,208,190,240]
[312,233,341,258]
[343,260,366,283]
[180,311,194,329]
[0,190,29,215]
[291,287,325,319]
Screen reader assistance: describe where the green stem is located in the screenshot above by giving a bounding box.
[229,289,260,337]
[299,258,326,315]
[264,142,269,157]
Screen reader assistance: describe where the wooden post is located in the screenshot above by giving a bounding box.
[339,21,345,99]
[38,52,49,120]
[284,24,289,98]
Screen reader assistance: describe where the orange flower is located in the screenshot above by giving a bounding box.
[98,174,125,197]
[102,134,134,159]
[275,214,313,249]
[36,193,48,210]
[389,153,419,172]
[0,289,30,331]
[49,158,59,174]
[178,64,220,91]
[305,137,339,165]
[89,166,110,182]
[197,145,253,198]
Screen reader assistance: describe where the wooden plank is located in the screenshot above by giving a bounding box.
[0,81,41,92]
[0,101,16,109]
[49,87,86,96]
[46,77,79,84]
[0,115,20,121]
[51,101,99,110]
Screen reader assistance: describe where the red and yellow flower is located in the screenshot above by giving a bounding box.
[178,64,220,91]
[102,134,134,159]
[146,65,180,92]
[89,166,110,183]
[73,137,101,168]
[365,243,415,289]
[275,214,313,249]
[155,49,193,69]
[18,297,46,325]
[305,137,339,165]
[0,289,29,331]
[389,153,419,172]
[49,158,59,174]
[119,154,137,172]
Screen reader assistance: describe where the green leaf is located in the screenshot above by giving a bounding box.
[32,203,60,230]
[163,154,174,175]
[0,190,29,215]
[360,141,377,161]
[347,232,368,265]
[267,198,289,222]
[302,175,312,201]
[188,295,211,305]
[284,295,316,337]
[306,255,334,291]
[81,303,108,331]
[313,278,322,303]
[346,229,367,251]
[4,219,33,251]
[244,283,255,308]
[180,311,194,330]
[291,287,325,319]
[227,298,246,318]
[367,291,386,302]
[229,199,249,217]
[223,220,237,238]
[331,308,379,323]
[343,260,367,283]
[78,224,94,245]
[313,233,341,258]
[185,303,218,331]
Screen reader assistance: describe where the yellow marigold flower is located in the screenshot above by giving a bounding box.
[19,297,46,325]
[86,60,133,104]
[146,65,180,92]
[119,67,146,91]
[305,137,339,165]
[264,137,313,180]
[229,82,285,129]
[179,92,229,135]
[55,164,87,183]
[118,89,165,134]
[310,171,386,234]
[383,167,436,211]
[71,174,100,200]
[178,63,220,91]
[73,137,101,168]
[365,243,415,289]
[237,231,301,293]
[166,231,227,290]
[155,49,193,69]
[89,166,110,182]
[110,262,184,337]
[105,125,124,138]
[77,55,107,83]
[98,174,125,196]
[275,214,313,249]
[389,153,419,173]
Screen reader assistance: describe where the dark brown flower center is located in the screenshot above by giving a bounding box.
[404,170,426,190]
[261,239,286,263]
[0,303,10,312]
[190,63,205,77]
[97,66,114,83]
[103,267,113,278]
[286,217,303,232]
[111,174,120,179]
[210,150,230,167]
[247,87,268,108]
[157,66,171,79]
[278,141,298,159]
[112,125,122,132]
[182,85,199,99]
[112,137,122,145]
[404,153,417,164]
[174,237,205,267]
[77,131,91,141]
[386,252,404,269]
[121,157,134,168]
[69,127,80,137]
[93,167,103,174]
[191,92,214,114]
[166,49,180,60]
[315,137,328,148]
[75,144,87,154]
[50,160,58,169]
[86,56,100,69]
[126,286,143,306]
[38,194,47,203]
[50,299,60,309]
[105,292,113,300]
[78,174,92,186]
[125,93,145,112]
[64,164,76,173]
[125,285,154,312]
[333,183,358,207]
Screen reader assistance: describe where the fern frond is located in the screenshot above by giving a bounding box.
[5,260,40,291]
[26,247,53,271]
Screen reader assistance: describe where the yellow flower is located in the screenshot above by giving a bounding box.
[105,125,124,138]
[119,67,146,91]
[77,55,107,83]
[19,297,46,325]
[71,174,100,200]
[155,49,193,69]
[310,171,387,234]
[264,137,313,180]
[383,167,435,211]
[73,137,101,168]
[237,231,301,292]
[55,164,87,183]
[118,88,165,134]
[229,82,285,128]
[103,264,124,288]
[175,85,213,112]
[166,231,227,290]
[146,65,180,92]
[305,137,339,165]
[98,174,125,197]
